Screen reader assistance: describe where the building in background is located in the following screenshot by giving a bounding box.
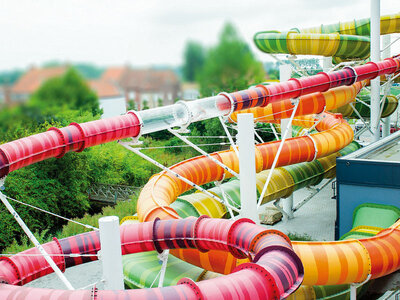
[88,79,126,119]
[8,65,181,113]
[101,67,181,110]
[181,82,200,100]
[0,85,11,106]
[11,66,68,103]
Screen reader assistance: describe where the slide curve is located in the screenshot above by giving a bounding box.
[0,20,399,300]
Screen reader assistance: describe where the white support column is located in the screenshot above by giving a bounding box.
[237,113,259,224]
[370,0,381,142]
[382,34,391,138]
[350,284,357,300]
[99,216,124,290]
[279,64,294,219]
[322,57,333,73]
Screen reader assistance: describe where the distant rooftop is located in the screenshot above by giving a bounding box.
[89,79,122,99]
[101,67,127,83]
[12,66,68,95]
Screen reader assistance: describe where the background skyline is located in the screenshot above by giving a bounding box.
[0,0,399,71]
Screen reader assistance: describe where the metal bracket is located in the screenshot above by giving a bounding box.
[293,178,334,212]
[214,176,237,219]
[157,249,170,288]
[273,199,292,220]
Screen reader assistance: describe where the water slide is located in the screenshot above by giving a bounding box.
[0,51,398,299]
[254,13,400,62]
[121,141,360,287]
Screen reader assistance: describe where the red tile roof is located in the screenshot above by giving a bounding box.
[12,66,68,95]
[89,79,122,98]
[120,69,180,92]
[101,67,127,82]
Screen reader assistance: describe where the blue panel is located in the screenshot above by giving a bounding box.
[337,159,400,189]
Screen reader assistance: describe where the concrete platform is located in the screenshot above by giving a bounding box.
[261,178,336,241]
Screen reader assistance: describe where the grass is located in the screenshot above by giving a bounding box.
[286,232,314,241]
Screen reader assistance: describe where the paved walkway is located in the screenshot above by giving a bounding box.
[262,178,336,241]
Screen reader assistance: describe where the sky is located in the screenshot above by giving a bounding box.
[0,0,399,71]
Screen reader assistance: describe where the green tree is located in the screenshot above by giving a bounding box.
[0,69,23,85]
[182,41,205,82]
[30,68,100,115]
[198,23,265,96]
[142,100,150,110]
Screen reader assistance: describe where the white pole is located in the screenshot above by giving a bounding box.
[257,99,300,208]
[157,250,169,287]
[237,113,259,224]
[382,35,391,138]
[322,57,333,72]
[350,284,357,300]
[279,64,294,219]
[99,216,124,290]
[370,0,381,142]
[0,185,74,290]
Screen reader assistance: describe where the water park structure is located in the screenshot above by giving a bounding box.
[0,2,400,300]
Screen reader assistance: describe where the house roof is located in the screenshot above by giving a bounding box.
[12,66,68,95]
[101,67,127,83]
[119,69,180,92]
[89,79,122,98]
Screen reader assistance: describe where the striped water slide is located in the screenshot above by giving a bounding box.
[135,57,400,293]
[0,56,399,298]
[121,141,360,290]
[254,13,400,62]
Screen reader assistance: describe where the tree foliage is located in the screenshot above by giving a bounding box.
[0,69,23,85]
[182,41,205,82]
[198,23,265,96]
[30,68,100,115]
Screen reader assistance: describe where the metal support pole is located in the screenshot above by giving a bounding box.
[350,284,357,300]
[350,275,371,300]
[168,129,239,178]
[157,250,169,288]
[370,0,381,142]
[382,34,391,137]
[219,116,239,158]
[257,99,300,209]
[322,56,333,72]
[0,179,74,290]
[99,216,124,290]
[237,113,259,224]
[280,64,294,219]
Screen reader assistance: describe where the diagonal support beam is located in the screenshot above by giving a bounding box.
[257,99,300,209]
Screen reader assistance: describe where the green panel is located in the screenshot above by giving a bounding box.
[335,35,370,59]
[350,94,398,118]
[291,125,304,137]
[254,31,289,54]
[321,22,341,34]
[353,203,400,229]
[338,141,361,157]
[354,18,370,36]
[171,198,200,218]
[339,231,374,241]
[391,86,400,96]
[313,282,369,300]
[208,179,242,208]
[284,160,325,191]
[123,251,204,289]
